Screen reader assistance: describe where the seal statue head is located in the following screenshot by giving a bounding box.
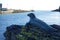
[27,13,36,18]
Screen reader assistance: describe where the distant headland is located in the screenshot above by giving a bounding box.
[0,3,34,14]
[52,6,60,12]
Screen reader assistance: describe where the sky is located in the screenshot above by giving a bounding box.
[0,0,60,10]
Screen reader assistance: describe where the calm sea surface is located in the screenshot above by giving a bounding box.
[0,11,60,40]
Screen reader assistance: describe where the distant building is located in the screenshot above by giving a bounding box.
[0,3,7,11]
[0,3,2,10]
[2,8,7,11]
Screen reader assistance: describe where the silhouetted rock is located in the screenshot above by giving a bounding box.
[4,25,22,40]
[27,37,36,40]
[4,23,60,40]
[52,6,60,12]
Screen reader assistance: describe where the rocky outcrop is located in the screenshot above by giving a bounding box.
[25,23,60,40]
[4,25,22,40]
[4,23,60,40]
[52,7,60,12]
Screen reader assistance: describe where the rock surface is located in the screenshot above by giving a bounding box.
[52,6,60,12]
[4,24,60,40]
[4,25,22,40]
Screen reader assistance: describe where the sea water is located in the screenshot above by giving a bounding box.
[0,11,60,40]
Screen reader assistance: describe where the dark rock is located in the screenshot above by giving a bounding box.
[4,23,60,40]
[52,6,60,12]
[27,37,36,40]
[4,25,22,40]
[26,22,60,39]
